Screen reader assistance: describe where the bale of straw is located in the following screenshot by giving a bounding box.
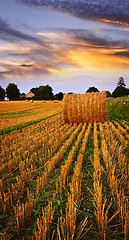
[63,91,107,123]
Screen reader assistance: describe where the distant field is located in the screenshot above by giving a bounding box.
[0,100,62,133]
[0,97,129,240]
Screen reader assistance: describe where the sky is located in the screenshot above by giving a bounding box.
[0,0,129,94]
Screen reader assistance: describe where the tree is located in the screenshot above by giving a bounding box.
[105,91,112,98]
[112,86,128,97]
[54,92,63,100]
[20,93,26,100]
[6,83,20,100]
[86,86,99,93]
[112,77,129,97]
[117,77,126,87]
[0,86,5,100]
[58,92,63,100]
[38,85,53,100]
[30,85,53,100]
[30,87,39,97]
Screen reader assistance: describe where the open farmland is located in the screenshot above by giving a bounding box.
[0,101,62,133]
[0,98,129,240]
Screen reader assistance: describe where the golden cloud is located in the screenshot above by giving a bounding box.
[65,46,129,73]
[99,18,129,26]
[1,29,129,81]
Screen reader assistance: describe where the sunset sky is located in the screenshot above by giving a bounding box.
[0,0,129,94]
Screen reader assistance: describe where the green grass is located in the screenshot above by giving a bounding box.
[107,96,129,121]
[0,110,31,117]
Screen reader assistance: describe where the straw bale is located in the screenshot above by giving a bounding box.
[63,91,107,124]
[63,94,69,123]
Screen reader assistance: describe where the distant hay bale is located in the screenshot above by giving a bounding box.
[54,100,59,103]
[42,101,46,103]
[63,91,107,124]
[30,100,33,103]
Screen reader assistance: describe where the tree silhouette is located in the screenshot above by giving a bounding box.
[86,86,99,93]
[30,85,53,100]
[54,92,63,100]
[112,86,128,97]
[112,77,129,97]
[117,77,126,87]
[6,83,20,100]
[105,91,112,98]
[0,86,5,100]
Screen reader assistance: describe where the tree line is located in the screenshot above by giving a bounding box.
[0,84,63,101]
[0,77,129,101]
[86,77,129,97]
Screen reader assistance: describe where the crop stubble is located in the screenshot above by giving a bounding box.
[0,102,129,240]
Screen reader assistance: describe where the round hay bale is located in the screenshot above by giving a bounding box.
[63,94,69,123]
[63,91,107,124]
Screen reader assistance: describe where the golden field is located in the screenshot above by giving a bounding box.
[0,99,129,240]
[0,100,62,131]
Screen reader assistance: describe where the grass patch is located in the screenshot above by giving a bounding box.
[107,96,129,121]
[0,110,31,117]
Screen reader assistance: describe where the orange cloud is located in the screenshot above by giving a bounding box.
[99,18,129,26]
[1,30,129,81]
[0,58,64,79]
[123,28,129,32]
[66,46,129,73]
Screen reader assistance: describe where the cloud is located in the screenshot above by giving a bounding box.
[114,51,129,58]
[0,59,62,80]
[0,18,44,44]
[1,23,129,81]
[48,27,129,50]
[17,0,129,25]
[21,64,33,67]
[65,29,119,47]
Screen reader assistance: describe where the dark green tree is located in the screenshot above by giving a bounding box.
[30,85,53,100]
[54,92,63,100]
[0,86,5,100]
[6,83,20,100]
[86,86,99,93]
[20,93,26,100]
[58,92,63,100]
[105,91,112,98]
[117,77,126,87]
[39,85,53,100]
[30,87,39,100]
[112,77,129,97]
[112,86,128,97]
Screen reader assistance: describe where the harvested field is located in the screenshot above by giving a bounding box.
[0,98,129,240]
[0,101,62,132]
